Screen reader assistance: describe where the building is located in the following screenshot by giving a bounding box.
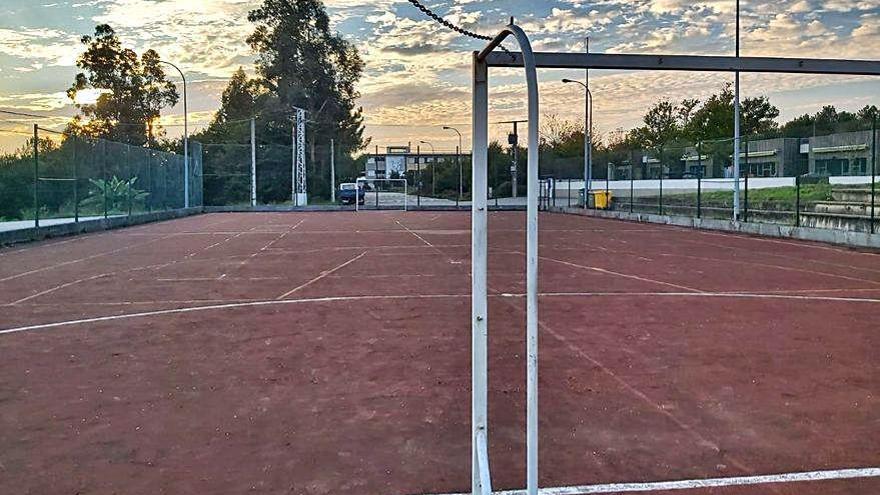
[739,137,803,177]
[808,130,879,177]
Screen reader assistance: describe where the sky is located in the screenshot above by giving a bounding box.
[0,0,878,154]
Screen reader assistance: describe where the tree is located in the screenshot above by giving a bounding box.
[741,95,780,137]
[193,68,263,146]
[247,0,367,155]
[633,100,679,177]
[66,24,179,146]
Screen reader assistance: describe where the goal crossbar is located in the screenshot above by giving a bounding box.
[471,22,880,495]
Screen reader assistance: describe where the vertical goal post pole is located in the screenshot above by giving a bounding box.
[474,22,541,495]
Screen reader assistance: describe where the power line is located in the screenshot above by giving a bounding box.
[406,0,514,60]
[0,109,60,119]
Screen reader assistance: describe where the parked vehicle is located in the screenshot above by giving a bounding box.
[339,183,365,205]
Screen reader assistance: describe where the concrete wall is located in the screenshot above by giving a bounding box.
[551,206,880,250]
[0,208,203,246]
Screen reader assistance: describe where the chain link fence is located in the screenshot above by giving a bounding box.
[0,126,200,233]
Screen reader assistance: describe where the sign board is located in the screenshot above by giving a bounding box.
[386,155,406,177]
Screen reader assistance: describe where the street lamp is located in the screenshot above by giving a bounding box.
[159,60,189,208]
[420,140,436,196]
[443,126,463,201]
[562,78,592,208]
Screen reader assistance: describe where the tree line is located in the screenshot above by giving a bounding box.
[533,83,878,180]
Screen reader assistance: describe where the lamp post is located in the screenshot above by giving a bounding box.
[420,140,436,196]
[443,126,463,201]
[159,60,189,208]
[562,78,592,208]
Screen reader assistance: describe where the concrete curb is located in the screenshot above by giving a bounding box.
[203,205,526,213]
[550,206,880,250]
[0,208,203,246]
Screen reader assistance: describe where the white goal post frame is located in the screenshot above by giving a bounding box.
[471,21,880,495]
[355,178,408,212]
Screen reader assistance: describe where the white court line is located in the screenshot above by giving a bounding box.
[536,254,705,293]
[0,233,177,283]
[0,293,462,335]
[422,467,880,495]
[4,290,880,336]
[660,252,880,287]
[275,251,368,299]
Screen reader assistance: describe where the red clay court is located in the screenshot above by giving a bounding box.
[1,211,879,495]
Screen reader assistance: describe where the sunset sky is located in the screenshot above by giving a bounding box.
[0,0,878,153]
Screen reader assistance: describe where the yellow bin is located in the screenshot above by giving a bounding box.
[593,190,612,209]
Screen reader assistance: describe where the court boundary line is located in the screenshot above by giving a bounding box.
[4,291,880,336]
[420,466,880,495]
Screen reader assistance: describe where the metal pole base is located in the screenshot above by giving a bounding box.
[295,193,308,206]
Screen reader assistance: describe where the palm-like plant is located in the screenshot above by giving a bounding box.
[79,176,149,213]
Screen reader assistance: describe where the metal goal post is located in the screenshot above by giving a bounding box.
[470,21,880,495]
[355,178,408,212]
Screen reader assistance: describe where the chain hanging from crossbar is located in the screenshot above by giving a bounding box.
[406,0,516,61]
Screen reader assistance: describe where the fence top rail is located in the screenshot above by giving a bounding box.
[485,52,880,75]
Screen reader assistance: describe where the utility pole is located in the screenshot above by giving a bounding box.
[499,120,528,198]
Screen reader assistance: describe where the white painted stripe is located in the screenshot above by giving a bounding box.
[275,250,368,299]
[4,290,880,336]
[0,293,464,336]
[420,467,880,495]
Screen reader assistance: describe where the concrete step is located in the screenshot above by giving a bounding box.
[831,188,876,202]
[800,211,875,232]
[813,201,880,216]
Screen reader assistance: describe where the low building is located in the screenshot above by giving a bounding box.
[808,130,879,177]
[739,137,803,177]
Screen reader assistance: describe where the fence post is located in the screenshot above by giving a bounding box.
[456,145,461,208]
[629,164,634,213]
[146,150,153,214]
[567,178,571,208]
[73,134,79,223]
[795,175,801,227]
[102,140,108,219]
[127,145,133,217]
[697,172,702,219]
[871,112,876,234]
[743,137,749,222]
[163,158,168,211]
[658,162,664,215]
[330,139,336,204]
[697,141,702,220]
[416,146,421,207]
[33,124,39,228]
